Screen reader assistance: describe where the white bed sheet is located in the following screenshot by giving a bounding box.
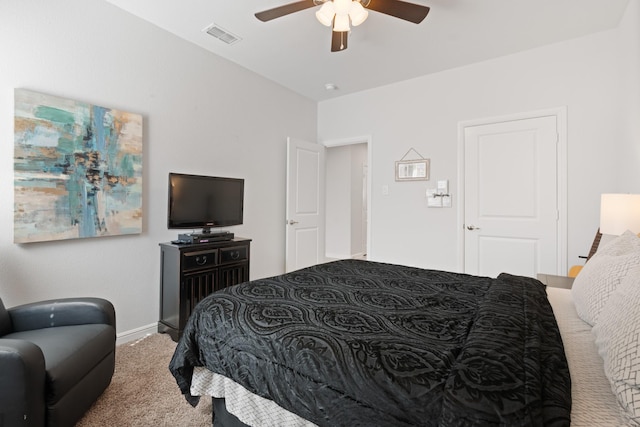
[546,287,629,426]
[191,287,630,426]
[191,366,317,427]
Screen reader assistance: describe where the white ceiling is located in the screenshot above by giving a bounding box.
[105,0,630,102]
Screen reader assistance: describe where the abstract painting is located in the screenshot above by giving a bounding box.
[14,89,143,243]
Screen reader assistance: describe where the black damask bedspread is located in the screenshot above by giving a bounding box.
[170,259,570,426]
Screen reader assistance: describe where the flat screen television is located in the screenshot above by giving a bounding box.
[167,173,244,233]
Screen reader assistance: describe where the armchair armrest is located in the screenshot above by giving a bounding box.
[0,339,46,426]
[9,298,115,332]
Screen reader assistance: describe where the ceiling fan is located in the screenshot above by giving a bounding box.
[255,0,430,52]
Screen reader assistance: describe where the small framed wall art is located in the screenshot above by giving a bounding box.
[395,147,430,181]
[395,159,430,181]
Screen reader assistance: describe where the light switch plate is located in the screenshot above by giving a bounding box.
[437,180,449,194]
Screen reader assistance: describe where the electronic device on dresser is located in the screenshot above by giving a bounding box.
[177,231,234,244]
[167,172,244,242]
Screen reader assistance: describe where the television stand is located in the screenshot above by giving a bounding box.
[158,237,251,341]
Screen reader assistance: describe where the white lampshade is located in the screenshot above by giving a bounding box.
[349,1,368,26]
[600,193,640,235]
[315,1,335,27]
[333,0,352,15]
[333,13,350,32]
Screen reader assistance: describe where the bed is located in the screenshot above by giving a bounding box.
[170,258,573,426]
[171,229,640,426]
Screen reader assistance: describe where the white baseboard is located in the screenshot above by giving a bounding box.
[116,323,158,345]
[325,252,367,261]
[325,252,350,261]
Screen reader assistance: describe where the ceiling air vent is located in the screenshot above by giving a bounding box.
[203,24,241,45]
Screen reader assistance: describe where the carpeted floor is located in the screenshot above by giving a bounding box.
[76,333,211,426]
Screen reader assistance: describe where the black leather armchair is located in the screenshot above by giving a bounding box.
[0,297,116,426]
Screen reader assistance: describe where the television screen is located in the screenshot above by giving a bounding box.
[168,173,244,231]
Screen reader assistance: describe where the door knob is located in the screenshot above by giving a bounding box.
[287,220,299,225]
[466,225,480,230]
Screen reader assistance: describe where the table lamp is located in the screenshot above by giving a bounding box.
[600,193,640,235]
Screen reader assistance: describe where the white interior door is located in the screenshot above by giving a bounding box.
[286,137,325,272]
[463,114,562,278]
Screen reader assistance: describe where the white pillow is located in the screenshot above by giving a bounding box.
[593,266,640,423]
[597,230,640,256]
[572,230,640,326]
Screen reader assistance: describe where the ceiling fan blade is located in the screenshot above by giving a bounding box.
[331,31,348,52]
[365,0,430,24]
[255,1,317,22]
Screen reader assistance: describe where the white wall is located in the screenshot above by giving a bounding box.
[350,144,367,257]
[325,146,352,259]
[318,3,639,272]
[0,0,317,338]
[618,0,640,189]
[325,143,367,259]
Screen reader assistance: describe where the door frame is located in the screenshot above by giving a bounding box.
[322,135,373,260]
[456,107,568,274]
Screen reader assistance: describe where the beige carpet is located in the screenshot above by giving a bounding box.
[76,333,211,426]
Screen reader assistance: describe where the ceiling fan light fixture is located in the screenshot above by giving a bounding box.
[315,1,335,27]
[333,13,350,32]
[256,0,431,52]
[349,1,368,26]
